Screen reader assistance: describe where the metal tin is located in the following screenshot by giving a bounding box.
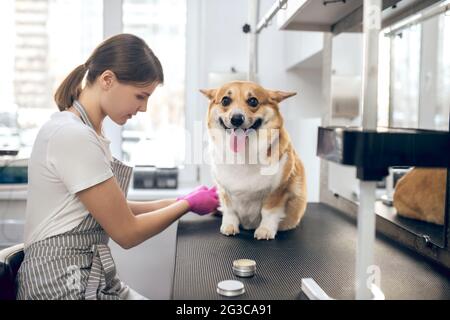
[232,259,256,277]
[217,280,245,297]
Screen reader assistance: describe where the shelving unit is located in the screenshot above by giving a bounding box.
[277,0,441,34]
[253,0,450,300]
[375,201,445,248]
[317,126,450,179]
[277,0,362,31]
[284,32,324,71]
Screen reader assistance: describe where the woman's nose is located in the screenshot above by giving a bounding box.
[138,104,147,112]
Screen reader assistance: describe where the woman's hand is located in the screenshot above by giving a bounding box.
[177,186,219,215]
[176,185,211,204]
[176,185,208,200]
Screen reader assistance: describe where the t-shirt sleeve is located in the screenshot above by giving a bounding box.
[47,124,114,194]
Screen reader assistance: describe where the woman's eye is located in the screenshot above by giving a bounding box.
[247,97,259,107]
[136,95,145,100]
[221,96,232,107]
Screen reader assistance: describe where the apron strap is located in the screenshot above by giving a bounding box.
[72,100,95,129]
[85,244,123,300]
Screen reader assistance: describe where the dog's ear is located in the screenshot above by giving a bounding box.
[267,90,297,103]
[199,88,218,101]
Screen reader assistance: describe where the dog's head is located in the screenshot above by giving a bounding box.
[200,81,296,134]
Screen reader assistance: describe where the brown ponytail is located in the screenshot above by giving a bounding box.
[54,64,88,111]
[54,34,164,111]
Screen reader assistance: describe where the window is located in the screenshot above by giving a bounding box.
[0,0,103,158]
[389,24,421,129]
[122,0,186,167]
[375,6,450,248]
[384,8,450,131]
[436,14,450,130]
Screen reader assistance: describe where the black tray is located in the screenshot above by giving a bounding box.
[317,126,450,180]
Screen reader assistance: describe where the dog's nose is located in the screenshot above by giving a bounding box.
[230,114,245,127]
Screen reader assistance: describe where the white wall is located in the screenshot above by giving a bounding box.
[195,0,323,201]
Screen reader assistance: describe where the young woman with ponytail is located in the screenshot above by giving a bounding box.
[16,34,219,300]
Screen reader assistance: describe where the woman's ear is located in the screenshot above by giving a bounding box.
[199,88,218,101]
[267,90,297,103]
[100,70,116,90]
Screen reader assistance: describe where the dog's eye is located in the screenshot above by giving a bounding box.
[221,96,232,107]
[247,97,259,108]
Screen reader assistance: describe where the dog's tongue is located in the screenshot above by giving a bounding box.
[230,129,246,153]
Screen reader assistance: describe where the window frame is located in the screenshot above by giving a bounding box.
[104,0,198,185]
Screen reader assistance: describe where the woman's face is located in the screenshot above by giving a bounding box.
[99,70,159,125]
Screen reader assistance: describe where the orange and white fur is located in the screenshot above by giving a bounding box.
[393,168,446,225]
[200,81,307,240]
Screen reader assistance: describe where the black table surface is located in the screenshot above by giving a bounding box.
[173,203,450,300]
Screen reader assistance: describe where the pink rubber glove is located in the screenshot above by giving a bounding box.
[176,185,208,202]
[178,186,219,215]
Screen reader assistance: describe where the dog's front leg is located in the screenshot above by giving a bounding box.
[216,186,240,236]
[254,192,288,240]
[219,204,240,236]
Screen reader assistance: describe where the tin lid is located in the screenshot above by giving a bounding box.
[233,259,256,271]
[217,280,245,297]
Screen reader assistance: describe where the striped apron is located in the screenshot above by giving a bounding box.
[16,100,134,300]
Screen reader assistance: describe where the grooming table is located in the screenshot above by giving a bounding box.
[172,203,450,300]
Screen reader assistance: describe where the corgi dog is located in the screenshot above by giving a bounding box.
[200,81,307,240]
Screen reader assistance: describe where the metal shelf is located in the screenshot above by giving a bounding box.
[317,126,450,180]
[277,0,440,34]
[375,201,445,248]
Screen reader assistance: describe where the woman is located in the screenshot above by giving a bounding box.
[16,33,219,300]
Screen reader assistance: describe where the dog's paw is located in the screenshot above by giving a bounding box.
[254,226,276,240]
[220,224,240,236]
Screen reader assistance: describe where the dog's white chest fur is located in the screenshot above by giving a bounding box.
[211,146,288,230]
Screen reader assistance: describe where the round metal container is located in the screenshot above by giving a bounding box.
[217,280,245,297]
[232,259,256,277]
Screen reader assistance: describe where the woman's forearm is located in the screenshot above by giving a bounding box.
[127,199,177,215]
[127,200,190,248]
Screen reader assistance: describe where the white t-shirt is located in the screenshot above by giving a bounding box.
[24,111,114,247]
